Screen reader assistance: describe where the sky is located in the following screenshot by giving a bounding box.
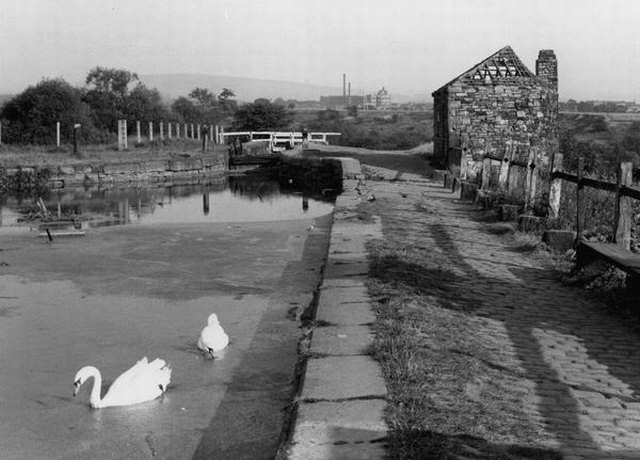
[1,0,639,101]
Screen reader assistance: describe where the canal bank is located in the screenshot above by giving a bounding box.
[279,157,389,459]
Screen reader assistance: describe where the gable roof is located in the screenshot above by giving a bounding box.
[434,45,535,93]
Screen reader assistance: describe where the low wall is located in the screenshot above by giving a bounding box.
[0,152,227,192]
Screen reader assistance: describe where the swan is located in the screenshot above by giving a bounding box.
[73,357,171,409]
[197,313,229,358]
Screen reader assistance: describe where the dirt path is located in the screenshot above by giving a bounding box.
[343,163,640,458]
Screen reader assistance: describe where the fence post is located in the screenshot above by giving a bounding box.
[548,152,563,218]
[210,125,214,142]
[498,143,511,191]
[523,147,536,212]
[148,121,153,141]
[481,157,492,189]
[159,122,164,141]
[184,124,188,139]
[168,122,173,139]
[0,121,2,145]
[56,122,61,147]
[613,161,633,250]
[190,124,195,139]
[117,119,128,151]
[576,157,585,243]
[136,121,141,144]
[220,126,225,144]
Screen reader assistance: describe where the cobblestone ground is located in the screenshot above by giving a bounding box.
[364,172,640,459]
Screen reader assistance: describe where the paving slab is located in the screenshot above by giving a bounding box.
[316,301,376,326]
[324,261,370,279]
[288,400,387,460]
[321,278,367,288]
[320,285,370,302]
[310,325,375,356]
[301,356,387,401]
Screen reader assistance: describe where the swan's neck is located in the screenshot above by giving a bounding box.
[84,366,104,409]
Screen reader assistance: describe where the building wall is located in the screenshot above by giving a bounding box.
[433,50,558,184]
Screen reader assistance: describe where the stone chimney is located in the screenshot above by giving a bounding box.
[536,49,557,89]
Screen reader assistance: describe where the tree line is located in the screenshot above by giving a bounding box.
[0,67,293,145]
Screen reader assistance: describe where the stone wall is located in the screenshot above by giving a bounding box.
[1,152,227,192]
[433,50,558,185]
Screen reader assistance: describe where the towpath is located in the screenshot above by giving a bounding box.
[287,144,640,459]
[363,166,640,459]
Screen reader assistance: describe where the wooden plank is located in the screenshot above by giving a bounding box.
[622,185,640,201]
[578,241,640,274]
[39,231,85,238]
[552,170,578,183]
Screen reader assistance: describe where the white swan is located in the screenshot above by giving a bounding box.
[73,357,171,409]
[197,313,229,358]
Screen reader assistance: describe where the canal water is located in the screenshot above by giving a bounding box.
[0,176,334,459]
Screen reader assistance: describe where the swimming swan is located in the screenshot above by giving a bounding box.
[73,357,171,408]
[197,313,229,358]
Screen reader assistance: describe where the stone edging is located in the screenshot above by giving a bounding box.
[284,158,389,459]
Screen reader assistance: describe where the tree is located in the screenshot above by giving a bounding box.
[171,96,199,123]
[217,88,237,116]
[0,78,94,144]
[125,84,169,123]
[85,67,138,96]
[84,67,139,132]
[232,99,292,131]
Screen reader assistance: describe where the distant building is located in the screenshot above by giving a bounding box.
[375,87,391,108]
[319,95,370,110]
[431,45,558,182]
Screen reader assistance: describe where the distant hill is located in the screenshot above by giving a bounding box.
[139,74,342,103]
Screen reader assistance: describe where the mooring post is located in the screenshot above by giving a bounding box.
[73,123,81,156]
[576,156,585,244]
[202,126,208,152]
[548,152,563,218]
[614,161,633,250]
[56,121,61,147]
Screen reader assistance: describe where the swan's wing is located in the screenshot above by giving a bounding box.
[200,325,229,351]
[102,358,171,407]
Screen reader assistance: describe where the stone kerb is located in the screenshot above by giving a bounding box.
[286,160,388,460]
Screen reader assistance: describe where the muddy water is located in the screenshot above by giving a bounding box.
[0,179,333,459]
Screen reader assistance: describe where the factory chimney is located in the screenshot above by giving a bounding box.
[343,74,346,98]
[348,82,351,106]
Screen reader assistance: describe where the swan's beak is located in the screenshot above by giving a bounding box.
[208,348,215,359]
[73,380,80,397]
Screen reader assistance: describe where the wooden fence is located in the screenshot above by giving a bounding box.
[445,145,640,251]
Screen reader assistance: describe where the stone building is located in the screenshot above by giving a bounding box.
[432,46,558,183]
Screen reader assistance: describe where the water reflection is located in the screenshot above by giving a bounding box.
[0,175,334,229]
